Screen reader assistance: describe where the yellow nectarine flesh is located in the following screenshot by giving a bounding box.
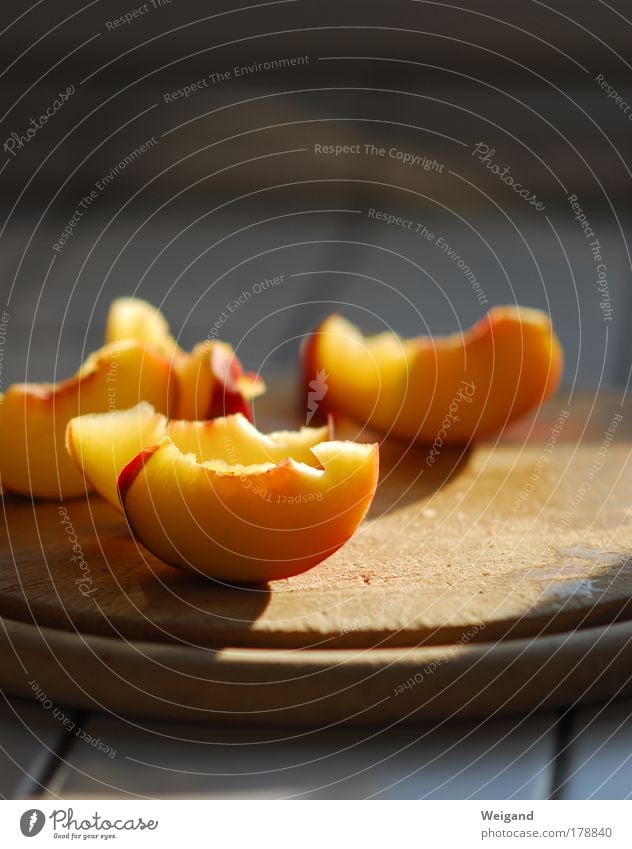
[66,402,331,510]
[105,296,179,358]
[0,341,174,499]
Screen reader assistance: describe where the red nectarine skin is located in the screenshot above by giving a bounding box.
[208,354,253,420]
[117,443,161,505]
[207,345,263,420]
[300,329,327,423]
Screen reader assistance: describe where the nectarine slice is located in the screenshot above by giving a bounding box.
[118,436,379,582]
[0,342,175,499]
[66,402,331,510]
[106,297,264,420]
[301,307,563,443]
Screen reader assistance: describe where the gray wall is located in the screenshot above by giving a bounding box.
[0,0,630,389]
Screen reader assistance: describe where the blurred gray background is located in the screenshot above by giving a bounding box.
[0,0,630,391]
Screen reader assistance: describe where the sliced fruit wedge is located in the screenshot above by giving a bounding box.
[106,297,264,420]
[66,402,331,510]
[301,306,563,443]
[0,341,174,499]
[118,435,378,582]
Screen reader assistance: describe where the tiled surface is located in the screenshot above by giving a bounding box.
[0,697,558,799]
[4,695,632,799]
[0,697,72,799]
[554,701,632,800]
[39,712,556,800]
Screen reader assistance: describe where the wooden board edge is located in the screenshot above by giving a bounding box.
[1,616,632,726]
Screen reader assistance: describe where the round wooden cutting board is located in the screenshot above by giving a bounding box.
[2,389,632,723]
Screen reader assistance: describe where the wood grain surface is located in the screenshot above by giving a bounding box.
[1,390,632,650]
